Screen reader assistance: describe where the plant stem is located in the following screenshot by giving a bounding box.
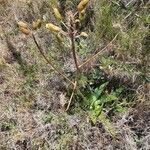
[79,34,118,68]
[66,81,77,111]
[32,33,75,86]
[69,17,79,72]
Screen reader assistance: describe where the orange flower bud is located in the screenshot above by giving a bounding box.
[19,27,30,35]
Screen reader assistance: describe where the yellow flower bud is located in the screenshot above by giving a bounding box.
[17,21,28,29]
[53,7,62,21]
[19,27,30,35]
[81,9,86,14]
[56,34,63,43]
[46,23,61,32]
[79,13,84,21]
[0,57,6,67]
[77,0,89,12]
[75,19,80,23]
[80,32,88,37]
[32,19,42,30]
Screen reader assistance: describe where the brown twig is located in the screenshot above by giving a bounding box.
[65,81,77,111]
[79,34,118,68]
[69,15,80,72]
[65,14,80,111]
[32,33,75,86]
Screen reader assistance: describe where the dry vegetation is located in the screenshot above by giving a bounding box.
[0,0,150,149]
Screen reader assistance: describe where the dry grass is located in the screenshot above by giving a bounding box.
[0,0,149,149]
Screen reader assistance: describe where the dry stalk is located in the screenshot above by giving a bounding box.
[32,33,75,86]
[65,14,80,111]
[69,13,80,72]
[65,13,81,111]
[65,80,77,111]
[78,34,118,68]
